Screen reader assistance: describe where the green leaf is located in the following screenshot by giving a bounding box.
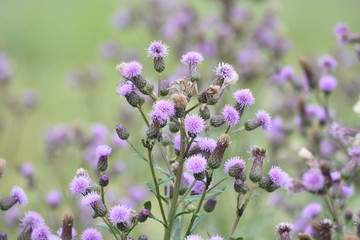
[175,210,192,218]
[230,237,244,240]
[184,186,227,202]
[143,201,152,211]
[135,153,148,162]
[153,161,172,177]
[159,176,174,185]
[149,213,168,229]
[190,213,206,233]
[145,182,168,204]
[171,216,181,240]
[95,223,112,234]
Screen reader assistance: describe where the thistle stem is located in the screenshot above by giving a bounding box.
[185,102,202,115]
[138,106,150,127]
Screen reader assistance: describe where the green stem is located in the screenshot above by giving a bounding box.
[126,140,147,161]
[176,180,197,208]
[229,126,245,135]
[101,216,120,240]
[185,102,202,115]
[147,149,168,225]
[207,177,228,192]
[225,125,231,134]
[138,106,150,127]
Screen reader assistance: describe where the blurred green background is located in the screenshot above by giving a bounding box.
[0,0,360,238]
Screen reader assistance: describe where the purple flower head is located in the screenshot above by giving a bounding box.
[122,61,142,78]
[233,89,255,107]
[302,169,325,192]
[330,171,341,182]
[275,222,293,234]
[173,134,181,151]
[117,81,134,96]
[82,192,101,206]
[348,147,360,162]
[184,115,205,136]
[208,236,224,240]
[0,52,12,83]
[20,211,45,230]
[109,205,133,225]
[70,176,91,195]
[318,55,337,72]
[31,225,50,240]
[111,10,132,30]
[11,186,27,206]
[20,162,34,177]
[280,66,295,82]
[319,75,337,93]
[333,23,350,43]
[185,154,207,174]
[302,203,322,218]
[182,172,195,186]
[222,105,240,127]
[192,180,211,195]
[153,100,175,117]
[224,157,246,173]
[197,137,216,152]
[256,110,272,130]
[147,40,169,58]
[320,140,337,157]
[342,185,354,197]
[96,145,112,157]
[81,228,103,240]
[149,110,168,124]
[185,235,203,240]
[91,123,108,143]
[268,166,290,187]
[46,191,62,208]
[128,185,149,202]
[181,51,204,65]
[215,62,234,79]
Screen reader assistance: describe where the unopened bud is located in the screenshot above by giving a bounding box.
[125,91,145,108]
[210,115,225,127]
[203,198,217,212]
[259,176,279,192]
[97,156,108,172]
[154,57,165,73]
[199,106,210,120]
[99,175,109,187]
[249,146,266,183]
[137,209,150,223]
[234,179,247,194]
[207,134,231,169]
[160,80,170,96]
[168,122,180,133]
[190,64,201,83]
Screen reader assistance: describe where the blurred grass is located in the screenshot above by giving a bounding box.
[0,0,360,238]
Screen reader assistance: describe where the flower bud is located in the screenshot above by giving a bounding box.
[137,209,150,223]
[116,125,130,140]
[193,171,206,181]
[190,64,201,83]
[249,146,266,183]
[0,158,6,178]
[0,197,17,211]
[345,210,353,222]
[99,175,109,187]
[234,179,247,194]
[160,80,170,96]
[139,80,154,95]
[61,214,74,240]
[207,134,231,169]
[0,232,7,240]
[125,91,145,108]
[132,75,147,89]
[146,122,161,140]
[97,156,108,172]
[203,198,217,212]
[244,119,261,131]
[259,176,279,192]
[168,122,180,133]
[210,115,225,127]
[297,233,312,240]
[229,165,246,181]
[319,219,333,240]
[138,235,148,240]
[154,57,165,73]
[199,105,210,120]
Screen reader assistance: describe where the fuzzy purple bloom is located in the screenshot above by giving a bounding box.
[330,171,341,182]
[302,203,322,218]
[215,62,234,79]
[0,52,12,83]
[173,134,181,151]
[11,186,27,206]
[31,226,50,240]
[224,157,246,173]
[302,169,325,192]
[181,52,204,65]
[197,137,217,152]
[233,89,255,107]
[116,81,134,96]
[333,23,350,44]
[46,191,62,208]
[147,41,169,58]
[70,176,91,195]
[268,166,290,187]
[81,228,103,240]
[185,154,207,174]
[20,162,35,177]
[256,110,272,130]
[192,181,208,195]
[348,147,360,162]
[182,172,195,186]
[185,235,203,240]
[280,66,295,82]
[149,109,168,124]
[153,100,175,117]
[109,205,133,225]
[222,105,240,127]
[318,55,337,72]
[20,211,45,230]
[208,236,224,240]
[96,145,112,157]
[184,115,206,136]
[319,75,337,93]
[342,185,354,197]
[82,192,101,206]
[122,61,142,78]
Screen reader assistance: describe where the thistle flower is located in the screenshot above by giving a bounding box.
[302,203,322,218]
[302,169,325,192]
[20,211,45,234]
[95,145,112,172]
[318,55,337,73]
[0,186,27,210]
[333,23,350,44]
[245,110,272,131]
[31,226,51,240]
[221,105,240,127]
[147,41,168,72]
[224,157,246,179]
[210,115,225,127]
[83,192,107,217]
[280,66,295,83]
[116,81,134,96]
[184,115,206,137]
[20,162,35,178]
[184,235,203,240]
[109,205,133,225]
[207,235,224,240]
[153,100,175,118]
[342,185,354,197]
[138,235,148,240]
[46,191,62,209]
[207,134,231,169]
[197,137,217,153]
[81,228,103,240]
[122,61,143,79]
[69,176,91,195]
[259,166,290,192]
[181,52,204,66]
[233,89,255,114]
[275,222,293,240]
[185,154,207,179]
[160,79,170,96]
[319,75,337,94]
[215,62,234,80]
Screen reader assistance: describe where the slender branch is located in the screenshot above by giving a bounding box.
[207,177,229,192]
[156,141,173,175]
[225,125,231,134]
[138,106,150,127]
[229,126,245,135]
[126,140,147,160]
[101,216,120,240]
[176,180,197,208]
[185,102,202,115]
